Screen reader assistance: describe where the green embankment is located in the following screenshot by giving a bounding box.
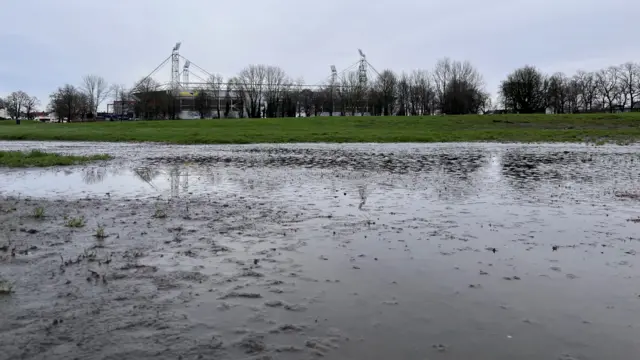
[1,114,639,144]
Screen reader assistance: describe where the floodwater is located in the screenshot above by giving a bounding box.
[1,141,640,360]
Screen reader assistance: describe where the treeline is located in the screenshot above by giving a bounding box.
[120,57,490,119]
[190,57,490,118]
[500,63,640,114]
[3,58,639,121]
[0,91,40,119]
[1,75,113,122]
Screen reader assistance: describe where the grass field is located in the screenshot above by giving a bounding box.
[0,150,112,167]
[1,114,640,144]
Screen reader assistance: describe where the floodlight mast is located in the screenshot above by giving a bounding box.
[182,60,191,90]
[358,49,367,88]
[330,65,338,116]
[171,42,182,94]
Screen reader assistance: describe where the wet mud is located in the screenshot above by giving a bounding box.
[1,141,640,360]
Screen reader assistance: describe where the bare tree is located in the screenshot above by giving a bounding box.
[206,74,224,118]
[374,69,397,116]
[263,66,287,118]
[443,60,487,114]
[24,96,40,119]
[410,70,435,115]
[236,65,267,118]
[432,58,452,113]
[396,73,410,116]
[499,66,547,113]
[131,77,161,119]
[618,62,639,110]
[110,84,132,117]
[5,91,29,119]
[572,71,597,112]
[49,85,84,122]
[565,78,580,113]
[82,75,111,116]
[546,72,569,113]
[193,88,212,119]
[596,66,620,112]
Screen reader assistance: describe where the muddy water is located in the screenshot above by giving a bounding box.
[1,141,640,360]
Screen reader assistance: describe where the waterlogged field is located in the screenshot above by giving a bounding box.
[1,141,639,360]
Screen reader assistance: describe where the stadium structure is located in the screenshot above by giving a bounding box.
[109,42,381,119]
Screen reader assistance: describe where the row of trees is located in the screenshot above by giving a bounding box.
[4,59,639,121]
[499,62,640,113]
[1,75,113,122]
[0,91,40,119]
[48,75,113,121]
[178,57,490,119]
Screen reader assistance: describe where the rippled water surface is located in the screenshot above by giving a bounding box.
[1,141,640,360]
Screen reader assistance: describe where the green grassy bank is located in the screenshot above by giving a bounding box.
[1,114,639,144]
[0,150,112,167]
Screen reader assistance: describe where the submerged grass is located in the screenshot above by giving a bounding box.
[1,113,640,144]
[64,216,86,228]
[0,150,111,167]
[33,206,45,219]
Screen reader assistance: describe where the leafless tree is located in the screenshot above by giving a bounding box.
[24,95,40,119]
[49,85,84,122]
[499,66,547,113]
[374,69,397,116]
[572,71,598,112]
[396,73,410,116]
[194,88,213,119]
[410,70,435,115]
[5,91,29,119]
[618,62,639,109]
[206,74,224,118]
[340,72,366,115]
[546,72,569,113]
[442,60,487,114]
[110,84,132,117]
[432,58,452,113]
[596,66,620,112]
[132,77,161,119]
[236,65,267,118]
[81,75,111,116]
[263,66,287,118]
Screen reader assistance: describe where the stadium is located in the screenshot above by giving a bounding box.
[108,43,378,119]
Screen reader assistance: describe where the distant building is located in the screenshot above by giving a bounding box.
[32,112,57,122]
[0,107,7,119]
[112,100,136,117]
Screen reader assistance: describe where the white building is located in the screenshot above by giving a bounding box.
[0,107,8,119]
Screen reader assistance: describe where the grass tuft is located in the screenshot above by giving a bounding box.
[0,278,13,295]
[33,206,45,219]
[65,216,86,228]
[94,225,107,239]
[0,149,111,168]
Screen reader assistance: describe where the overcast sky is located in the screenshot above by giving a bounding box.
[1,0,638,110]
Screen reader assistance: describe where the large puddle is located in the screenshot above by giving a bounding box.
[1,141,640,359]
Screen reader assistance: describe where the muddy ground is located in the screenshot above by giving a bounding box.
[1,141,640,360]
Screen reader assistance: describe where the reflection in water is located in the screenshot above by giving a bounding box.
[357,183,367,210]
[82,167,107,185]
[2,145,640,207]
[133,166,162,190]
